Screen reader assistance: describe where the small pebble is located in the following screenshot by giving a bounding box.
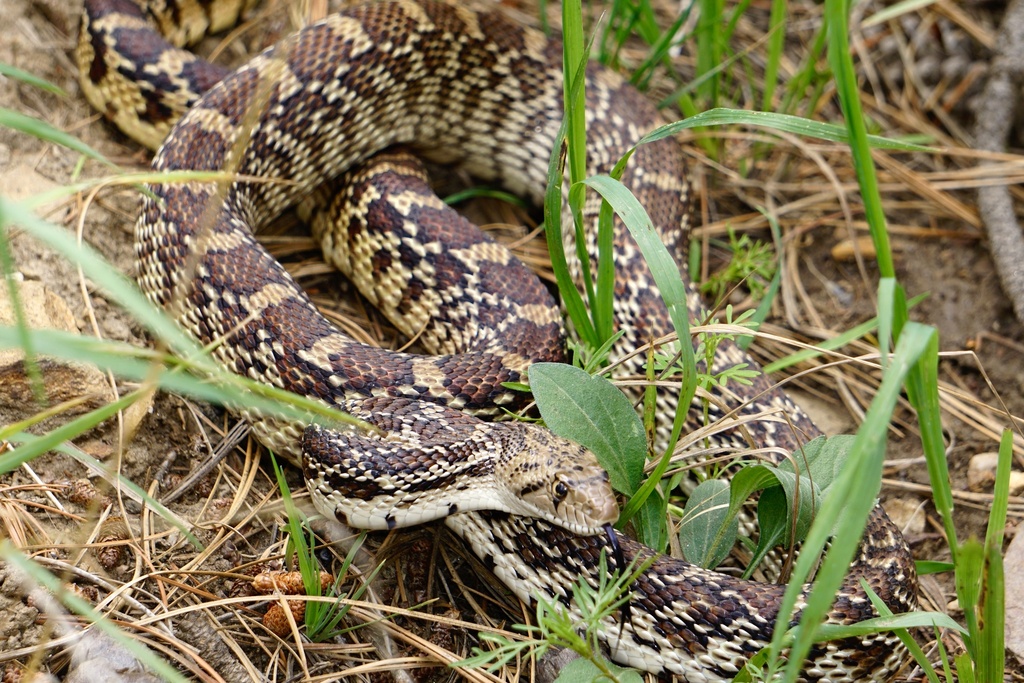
[967,452,1024,495]
[967,452,999,491]
[883,497,926,535]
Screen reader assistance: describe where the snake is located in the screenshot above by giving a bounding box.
[77,0,919,680]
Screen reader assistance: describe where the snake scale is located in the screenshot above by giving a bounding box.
[78,0,918,680]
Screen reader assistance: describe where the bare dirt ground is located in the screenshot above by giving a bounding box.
[1,0,1022,681]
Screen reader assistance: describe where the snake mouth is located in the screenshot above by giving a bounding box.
[591,489,621,526]
[555,496,620,535]
[559,475,619,532]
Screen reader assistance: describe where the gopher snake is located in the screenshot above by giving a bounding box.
[78,0,918,679]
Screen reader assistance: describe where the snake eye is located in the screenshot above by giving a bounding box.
[554,481,569,500]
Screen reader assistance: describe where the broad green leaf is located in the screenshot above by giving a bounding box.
[745,487,788,577]
[679,479,737,568]
[530,363,646,495]
[728,464,779,513]
[634,488,667,550]
[726,435,857,576]
[554,656,642,683]
[782,434,854,488]
[769,467,819,541]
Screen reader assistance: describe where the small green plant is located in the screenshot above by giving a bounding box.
[700,229,777,305]
[271,456,378,642]
[454,552,651,683]
[678,434,848,571]
[531,2,1001,681]
[564,330,624,374]
[653,305,761,392]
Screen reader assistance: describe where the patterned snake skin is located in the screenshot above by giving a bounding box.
[78,0,918,679]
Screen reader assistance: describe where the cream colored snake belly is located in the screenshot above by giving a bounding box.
[78,0,918,679]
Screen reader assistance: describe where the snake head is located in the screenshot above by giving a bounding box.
[498,425,619,535]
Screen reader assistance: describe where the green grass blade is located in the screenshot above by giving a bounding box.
[761,318,879,374]
[272,456,324,625]
[629,7,693,90]
[902,315,958,559]
[877,278,895,370]
[0,326,366,434]
[760,294,925,375]
[769,322,935,681]
[1,205,357,429]
[863,583,947,683]
[543,76,594,345]
[0,542,190,683]
[0,389,142,475]
[0,63,66,96]
[813,609,963,639]
[443,187,527,208]
[956,538,983,661]
[0,109,116,169]
[0,198,208,363]
[980,542,1005,682]
[917,560,954,575]
[0,218,45,402]
[975,429,1011,681]
[639,108,935,152]
[17,170,236,212]
[762,0,787,110]
[1,401,203,550]
[562,1,587,190]
[824,0,893,278]
[781,19,829,117]
[694,0,724,105]
[593,195,617,342]
[955,652,976,683]
[862,0,941,28]
[984,429,1013,565]
[577,176,694,373]
[578,175,696,529]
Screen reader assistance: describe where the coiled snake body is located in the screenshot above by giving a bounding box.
[78,1,918,679]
